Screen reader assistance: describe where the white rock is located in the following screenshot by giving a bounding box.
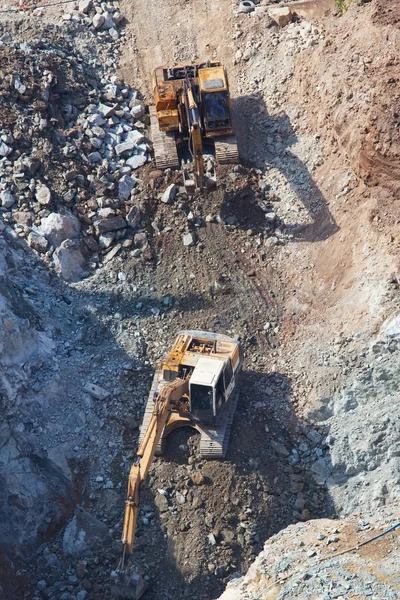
[126,155,146,170]
[118,175,136,200]
[40,212,81,247]
[0,142,12,157]
[161,184,177,204]
[115,141,135,156]
[125,129,145,146]
[92,13,105,29]
[102,11,116,28]
[109,27,119,40]
[183,232,195,247]
[53,239,87,282]
[0,190,15,209]
[78,0,92,13]
[35,184,51,206]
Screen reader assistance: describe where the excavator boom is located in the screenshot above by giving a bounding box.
[111,378,189,599]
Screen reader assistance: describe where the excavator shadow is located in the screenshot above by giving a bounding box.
[229,93,339,243]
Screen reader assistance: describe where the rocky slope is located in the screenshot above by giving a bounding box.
[219,509,400,599]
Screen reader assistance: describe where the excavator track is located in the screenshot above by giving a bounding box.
[149,106,180,170]
[214,135,239,165]
[197,390,239,458]
[139,372,240,459]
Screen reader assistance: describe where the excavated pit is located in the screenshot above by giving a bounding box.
[1,0,400,599]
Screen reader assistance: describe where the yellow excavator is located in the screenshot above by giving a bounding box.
[150,62,239,195]
[110,330,243,599]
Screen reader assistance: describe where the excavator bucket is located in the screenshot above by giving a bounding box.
[110,567,148,600]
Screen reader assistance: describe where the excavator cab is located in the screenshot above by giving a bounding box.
[189,356,235,424]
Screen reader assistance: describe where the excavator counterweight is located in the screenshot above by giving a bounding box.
[150,62,239,194]
[111,331,243,599]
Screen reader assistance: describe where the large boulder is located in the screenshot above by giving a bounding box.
[53,239,88,282]
[63,508,110,556]
[39,211,81,247]
[0,425,74,555]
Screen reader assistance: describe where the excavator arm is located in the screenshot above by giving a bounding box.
[182,77,204,193]
[111,377,189,599]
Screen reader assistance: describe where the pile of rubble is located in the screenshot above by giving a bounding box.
[0,34,152,282]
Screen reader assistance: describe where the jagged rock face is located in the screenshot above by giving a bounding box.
[308,314,400,515]
[0,239,73,557]
[219,513,400,599]
[0,239,54,411]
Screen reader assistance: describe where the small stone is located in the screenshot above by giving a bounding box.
[94,215,127,234]
[307,549,316,558]
[37,580,47,591]
[176,492,186,505]
[161,184,177,204]
[109,27,119,41]
[126,206,141,229]
[208,533,216,546]
[126,155,146,169]
[35,184,51,206]
[317,533,326,541]
[271,440,290,457]
[116,142,135,156]
[78,0,92,13]
[0,190,15,208]
[0,141,12,156]
[92,13,105,29]
[183,233,195,247]
[118,175,136,200]
[84,383,110,400]
[88,151,102,163]
[191,472,206,486]
[28,232,48,254]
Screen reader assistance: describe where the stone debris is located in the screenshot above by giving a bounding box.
[84,382,111,400]
[0,31,151,281]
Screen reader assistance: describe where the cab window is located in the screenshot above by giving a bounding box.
[191,384,214,422]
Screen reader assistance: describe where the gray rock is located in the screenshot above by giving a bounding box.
[94,215,127,234]
[88,151,103,163]
[118,175,136,200]
[102,11,116,28]
[109,27,119,41]
[0,190,15,209]
[271,440,290,457]
[161,184,177,204]
[311,458,332,484]
[97,103,115,118]
[40,212,81,246]
[28,232,48,254]
[84,383,110,400]
[125,130,145,146]
[53,239,88,282]
[35,184,51,206]
[115,142,135,156]
[176,492,186,505]
[87,113,106,127]
[0,141,12,157]
[78,0,92,12]
[62,508,110,556]
[92,13,105,29]
[126,155,146,170]
[126,206,141,229]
